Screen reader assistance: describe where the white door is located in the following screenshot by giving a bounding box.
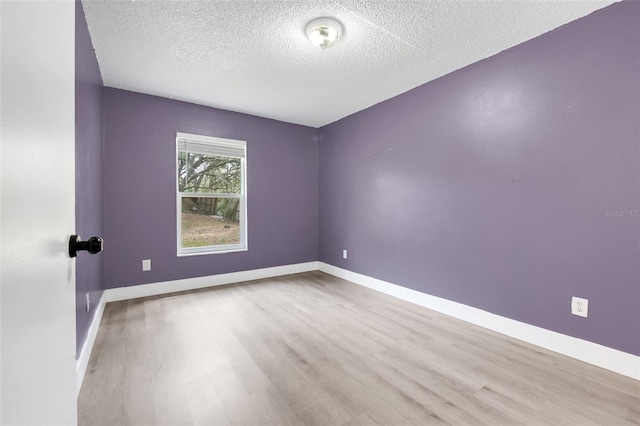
[1,1,78,424]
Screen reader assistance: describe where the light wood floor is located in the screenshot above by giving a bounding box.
[79,271,640,425]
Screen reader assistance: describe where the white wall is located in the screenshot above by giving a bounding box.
[1,1,77,424]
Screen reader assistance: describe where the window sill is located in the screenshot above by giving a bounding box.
[177,247,247,257]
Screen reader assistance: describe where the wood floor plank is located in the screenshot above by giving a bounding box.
[78,272,640,425]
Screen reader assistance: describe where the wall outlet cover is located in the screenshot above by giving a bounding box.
[85,293,90,312]
[343,249,348,259]
[571,296,588,318]
[142,259,151,271]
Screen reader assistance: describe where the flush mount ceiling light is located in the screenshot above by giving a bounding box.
[305,17,343,50]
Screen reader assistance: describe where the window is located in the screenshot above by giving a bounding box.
[176,132,247,256]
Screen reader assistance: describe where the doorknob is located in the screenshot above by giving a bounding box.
[69,235,103,258]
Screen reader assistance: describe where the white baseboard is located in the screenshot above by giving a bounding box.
[318,262,640,381]
[104,261,320,303]
[76,260,638,390]
[76,292,106,395]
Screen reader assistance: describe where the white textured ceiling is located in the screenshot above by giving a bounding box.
[82,0,616,128]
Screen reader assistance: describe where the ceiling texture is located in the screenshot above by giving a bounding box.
[83,0,616,128]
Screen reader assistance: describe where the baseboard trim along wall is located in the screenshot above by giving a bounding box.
[318,262,640,381]
[103,261,320,303]
[76,292,106,395]
[76,260,638,394]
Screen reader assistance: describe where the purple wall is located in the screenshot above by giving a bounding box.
[319,2,640,356]
[75,0,104,357]
[103,89,318,288]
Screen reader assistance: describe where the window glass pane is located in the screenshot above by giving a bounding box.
[181,197,240,248]
[178,153,241,194]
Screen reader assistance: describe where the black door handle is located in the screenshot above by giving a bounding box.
[69,235,103,258]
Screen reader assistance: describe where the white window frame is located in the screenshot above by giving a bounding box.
[176,132,247,256]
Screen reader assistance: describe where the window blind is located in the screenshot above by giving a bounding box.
[177,134,246,159]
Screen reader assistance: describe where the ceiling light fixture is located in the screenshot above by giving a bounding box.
[306,17,343,50]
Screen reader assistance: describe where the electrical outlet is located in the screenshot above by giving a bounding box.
[85,293,90,312]
[142,259,151,271]
[571,296,588,318]
[343,249,348,259]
